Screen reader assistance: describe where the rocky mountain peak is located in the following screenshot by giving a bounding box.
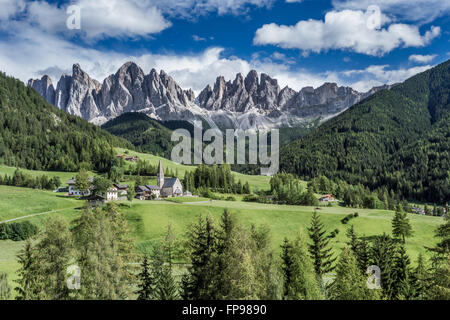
[28,61,387,130]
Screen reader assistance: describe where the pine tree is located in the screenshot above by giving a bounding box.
[14,238,42,300]
[34,216,73,300]
[282,232,323,300]
[281,238,294,298]
[392,245,414,299]
[136,255,153,300]
[329,248,380,300]
[72,203,135,299]
[181,215,217,300]
[412,253,429,300]
[151,244,179,300]
[369,234,397,299]
[392,210,413,243]
[307,211,336,276]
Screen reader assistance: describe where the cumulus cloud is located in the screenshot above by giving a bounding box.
[0,0,25,20]
[152,0,274,18]
[342,64,433,91]
[254,9,441,56]
[409,54,437,64]
[24,0,171,39]
[332,0,450,23]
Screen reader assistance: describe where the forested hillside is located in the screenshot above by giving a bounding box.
[0,72,132,172]
[102,112,176,158]
[280,60,450,204]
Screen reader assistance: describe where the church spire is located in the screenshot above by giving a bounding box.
[157,160,164,188]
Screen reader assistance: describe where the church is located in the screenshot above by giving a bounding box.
[136,161,183,199]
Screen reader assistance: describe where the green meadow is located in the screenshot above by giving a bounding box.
[0,155,445,293]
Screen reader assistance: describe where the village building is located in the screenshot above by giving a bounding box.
[135,161,183,199]
[67,178,126,201]
[319,194,335,202]
[67,177,94,196]
[116,153,139,162]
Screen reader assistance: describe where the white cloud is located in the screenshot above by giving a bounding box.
[409,54,437,64]
[192,35,207,42]
[342,64,433,91]
[25,0,171,39]
[152,0,274,18]
[332,0,450,23]
[254,9,440,56]
[0,0,25,20]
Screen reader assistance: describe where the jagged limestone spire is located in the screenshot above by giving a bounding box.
[157,160,164,188]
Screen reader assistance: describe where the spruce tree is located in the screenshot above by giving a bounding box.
[136,255,153,300]
[181,215,217,300]
[282,232,323,300]
[14,238,42,300]
[307,211,335,276]
[35,216,72,300]
[369,234,397,299]
[329,248,379,300]
[392,210,413,243]
[151,244,179,300]
[392,245,414,299]
[412,253,429,300]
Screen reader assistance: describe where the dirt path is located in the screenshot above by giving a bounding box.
[0,208,66,224]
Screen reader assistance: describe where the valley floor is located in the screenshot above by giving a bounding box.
[0,184,443,296]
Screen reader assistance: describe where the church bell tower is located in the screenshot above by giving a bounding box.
[157,160,164,188]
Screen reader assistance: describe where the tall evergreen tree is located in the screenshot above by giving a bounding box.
[14,238,42,300]
[34,216,73,300]
[136,255,153,300]
[328,248,379,300]
[151,244,179,300]
[369,234,397,299]
[392,210,413,243]
[181,215,217,300]
[307,211,336,276]
[412,253,430,300]
[282,232,323,300]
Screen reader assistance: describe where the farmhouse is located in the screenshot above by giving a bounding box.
[135,161,183,199]
[116,153,139,162]
[66,178,124,201]
[319,194,335,202]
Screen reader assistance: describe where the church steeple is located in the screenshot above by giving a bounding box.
[157,160,164,188]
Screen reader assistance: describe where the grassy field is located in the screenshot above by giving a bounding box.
[120,200,442,263]
[0,185,444,297]
[115,148,273,191]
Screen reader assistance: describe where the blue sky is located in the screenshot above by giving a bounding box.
[0,0,448,93]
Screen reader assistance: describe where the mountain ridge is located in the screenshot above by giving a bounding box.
[28,62,387,130]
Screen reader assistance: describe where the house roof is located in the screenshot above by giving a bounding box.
[137,186,150,192]
[114,184,128,189]
[162,177,179,188]
[67,177,94,185]
[146,185,160,190]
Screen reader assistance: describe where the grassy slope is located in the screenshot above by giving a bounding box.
[122,200,441,263]
[115,147,273,191]
[0,185,443,293]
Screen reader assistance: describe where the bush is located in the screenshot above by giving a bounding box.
[243,194,259,202]
[0,221,39,241]
[225,196,236,201]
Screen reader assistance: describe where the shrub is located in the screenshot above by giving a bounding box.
[0,221,39,241]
